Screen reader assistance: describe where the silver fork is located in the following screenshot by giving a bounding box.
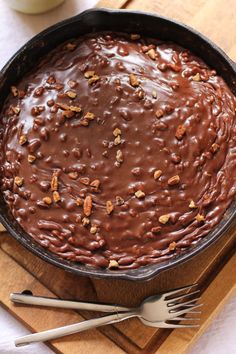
[12,284,202,347]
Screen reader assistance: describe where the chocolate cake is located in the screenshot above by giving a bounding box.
[0,32,235,269]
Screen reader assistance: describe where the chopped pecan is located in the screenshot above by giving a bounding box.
[47,75,56,84]
[84,112,95,120]
[19,135,27,145]
[66,90,77,99]
[90,226,97,234]
[11,106,21,115]
[116,196,124,205]
[147,48,156,60]
[113,128,121,137]
[82,217,90,226]
[80,177,90,185]
[169,241,177,251]
[154,169,162,180]
[51,174,58,191]
[152,90,157,98]
[210,143,220,154]
[56,102,81,113]
[116,150,123,163]
[84,71,95,79]
[159,214,170,224]
[90,179,100,189]
[168,175,180,186]
[62,110,75,119]
[43,196,52,205]
[88,75,100,85]
[189,200,197,209]
[155,109,164,118]
[135,190,145,199]
[68,80,77,88]
[175,125,186,140]
[108,260,119,269]
[14,176,24,187]
[28,154,36,163]
[84,195,92,216]
[114,135,121,145]
[76,197,83,206]
[192,73,201,82]
[106,200,114,215]
[130,34,141,40]
[129,73,139,87]
[53,191,61,202]
[34,87,44,97]
[195,214,205,222]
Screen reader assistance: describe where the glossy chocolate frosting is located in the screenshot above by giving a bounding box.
[1,32,236,269]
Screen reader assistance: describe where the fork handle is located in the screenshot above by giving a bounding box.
[15,311,136,347]
[10,293,131,313]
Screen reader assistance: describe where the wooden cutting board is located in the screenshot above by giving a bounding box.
[0,0,236,353]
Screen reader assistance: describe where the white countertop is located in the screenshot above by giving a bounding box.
[0,0,235,352]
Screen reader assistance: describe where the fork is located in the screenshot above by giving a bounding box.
[12,284,202,347]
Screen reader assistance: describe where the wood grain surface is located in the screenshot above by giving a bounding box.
[1,0,236,353]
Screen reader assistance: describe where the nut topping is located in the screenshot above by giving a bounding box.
[90,179,100,189]
[108,260,119,269]
[28,154,36,163]
[76,197,83,206]
[195,214,205,222]
[82,217,90,226]
[19,135,27,145]
[155,109,164,118]
[168,242,177,251]
[116,196,124,205]
[14,176,24,187]
[106,200,114,215]
[53,191,61,202]
[43,196,52,205]
[211,143,220,154]
[84,112,95,120]
[189,200,197,208]
[129,73,139,87]
[147,48,156,60]
[68,171,79,180]
[11,86,18,97]
[84,71,95,79]
[84,195,92,216]
[192,73,201,82]
[90,226,97,234]
[113,128,121,137]
[51,173,58,191]
[66,42,77,51]
[154,169,162,180]
[66,90,77,99]
[175,125,186,140]
[80,177,90,185]
[134,190,145,199]
[159,214,170,224]
[168,175,180,186]
[151,226,161,234]
[116,150,123,163]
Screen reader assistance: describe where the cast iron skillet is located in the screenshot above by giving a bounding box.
[0,8,235,281]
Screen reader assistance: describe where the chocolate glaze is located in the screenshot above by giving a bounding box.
[0,32,236,269]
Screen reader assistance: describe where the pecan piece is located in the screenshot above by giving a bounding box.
[90,226,97,234]
[192,73,201,82]
[68,171,78,180]
[108,260,119,269]
[84,71,95,79]
[53,191,61,203]
[116,150,123,163]
[147,48,156,60]
[151,226,161,234]
[113,128,121,137]
[19,135,27,145]
[210,143,220,154]
[84,195,92,216]
[82,217,90,226]
[114,135,121,145]
[195,214,205,222]
[116,196,124,205]
[11,86,18,97]
[66,90,77,99]
[168,175,180,186]
[154,169,162,180]
[88,75,100,85]
[51,174,58,191]
[43,196,52,205]
[129,73,139,87]
[106,200,114,215]
[84,112,95,120]
[76,197,83,206]
[66,42,77,51]
[90,179,100,189]
[175,125,186,140]
[159,214,170,224]
[28,154,36,163]
[134,190,145,199]
[14,176,24,187]
[155,109,164,118]
[168,241,177,251]
[80,177,90,185]
[189,200,197,209]
[11,106,21,115]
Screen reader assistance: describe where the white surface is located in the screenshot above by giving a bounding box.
[0,0,235,352]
